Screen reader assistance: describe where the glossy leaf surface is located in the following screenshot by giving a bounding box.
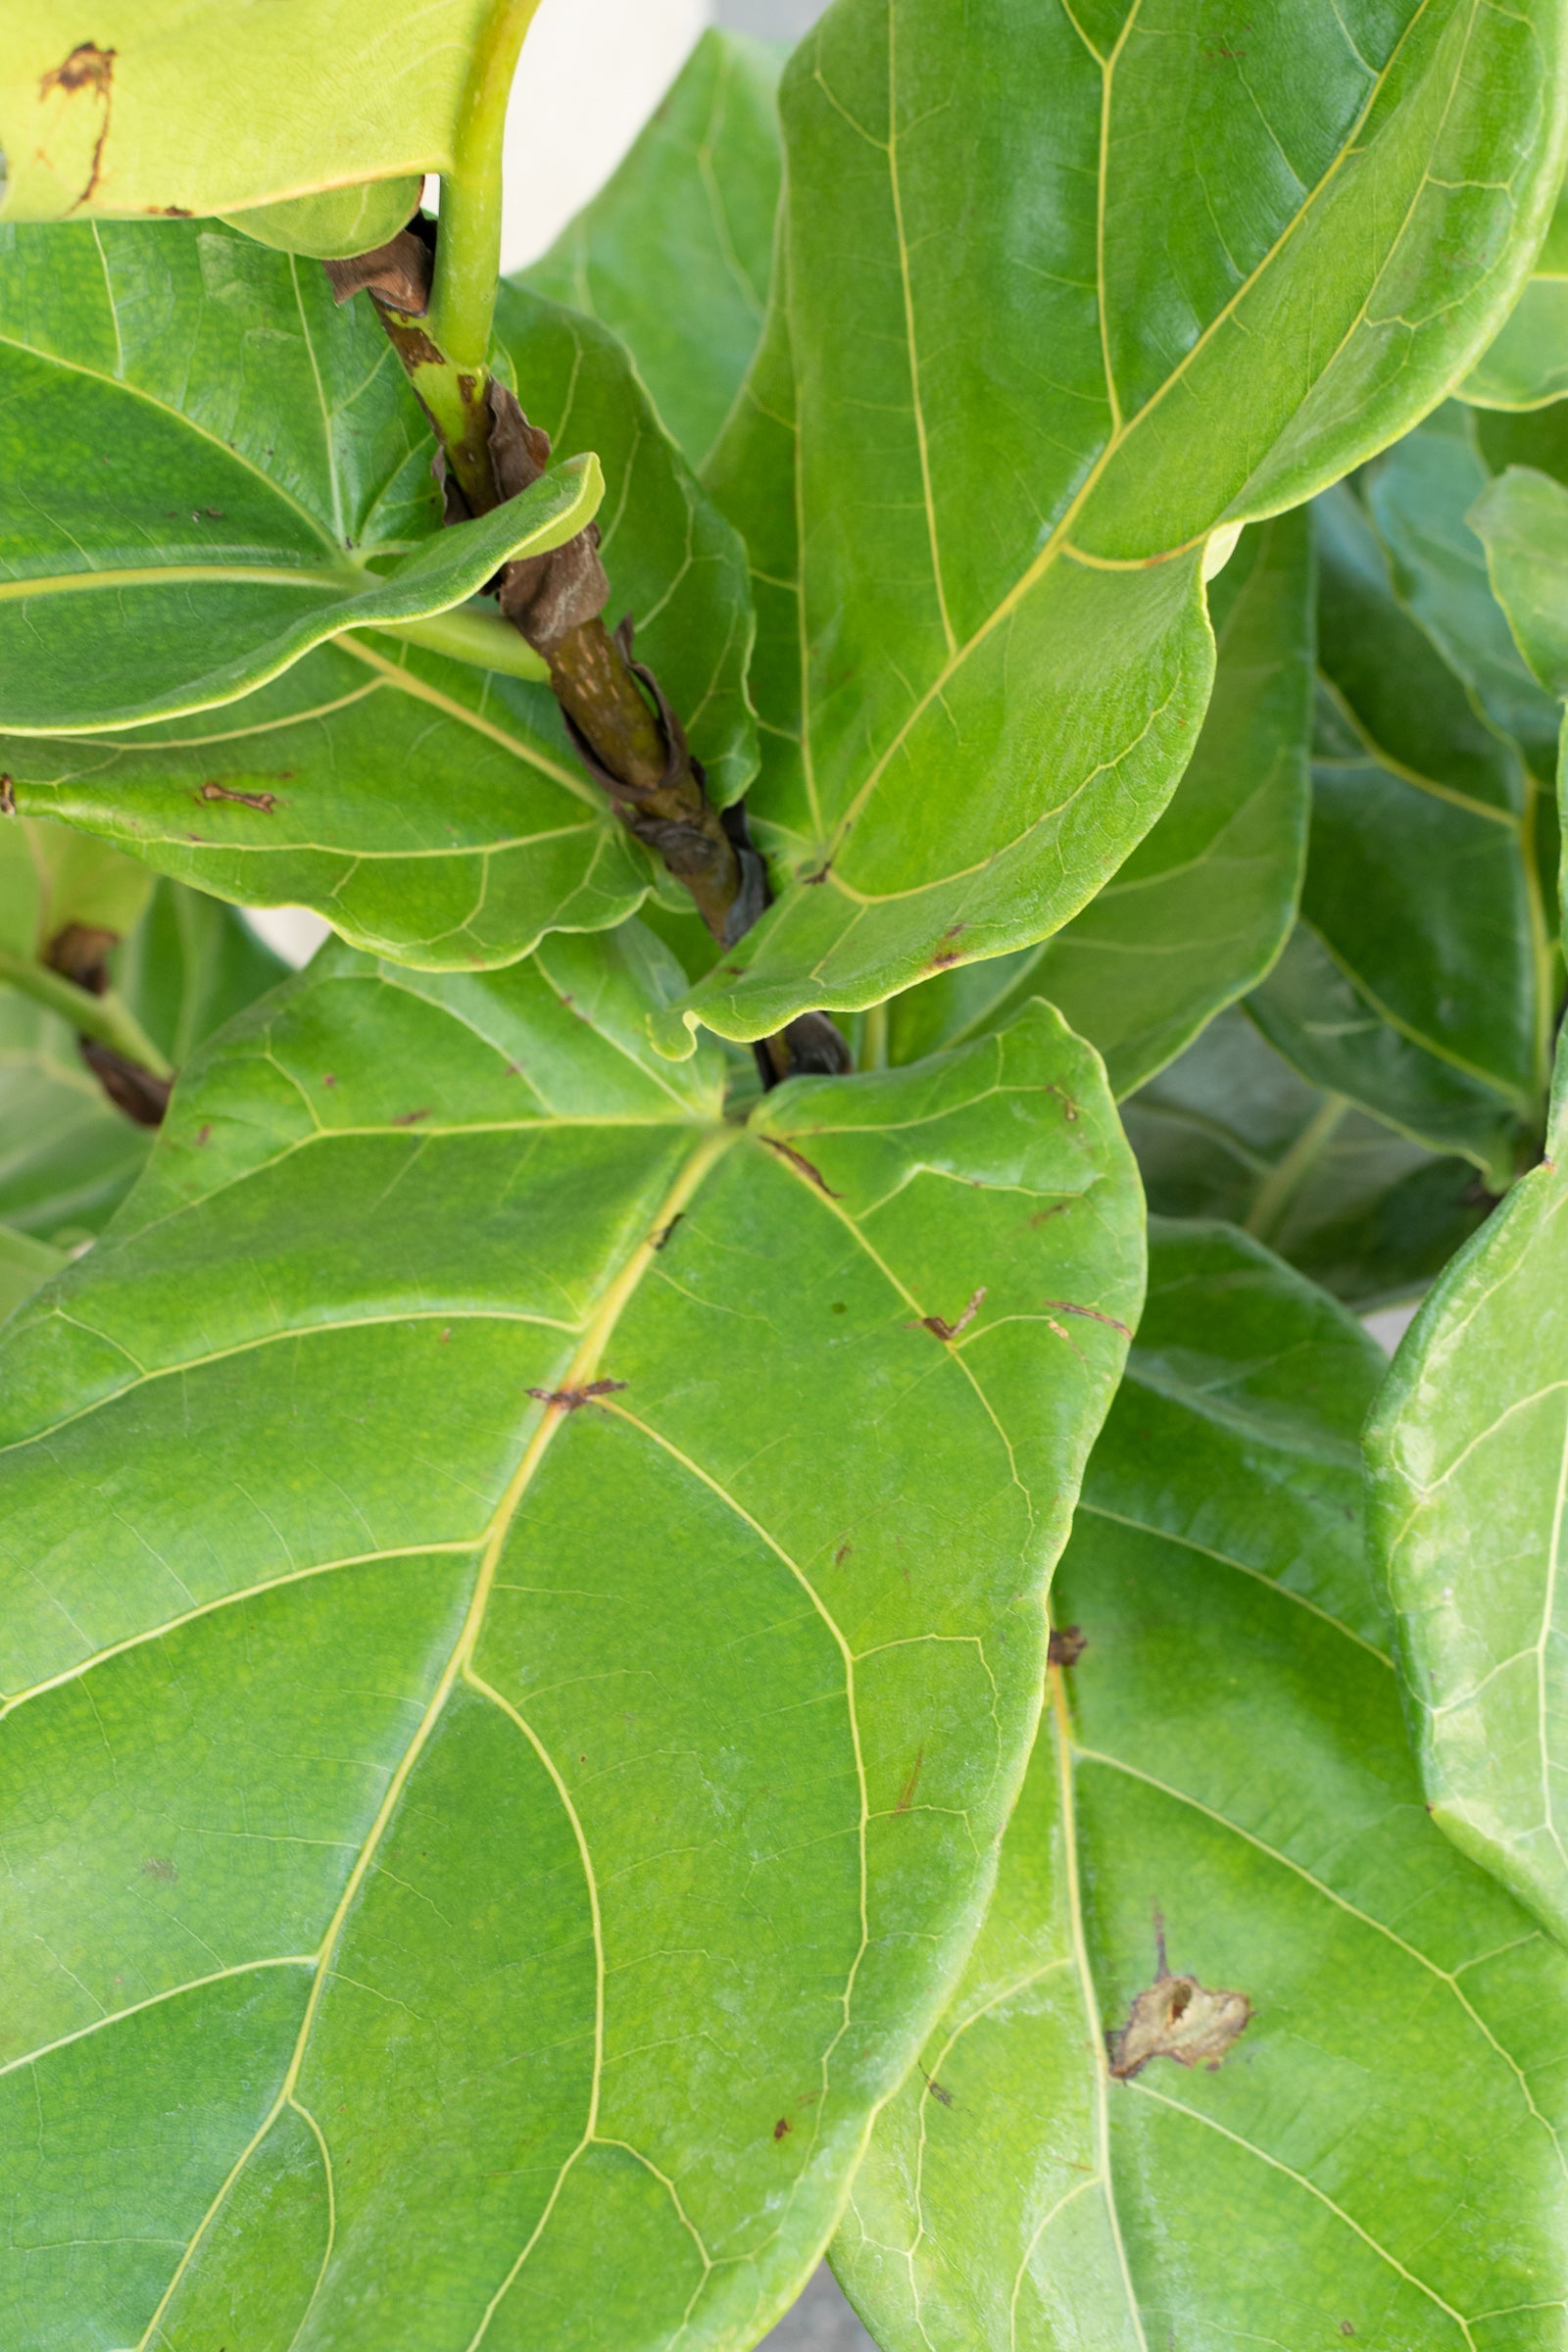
[0,219,600,735]
[880,514,1311,1099]
[1459,181,1568,411]
[1369,1033,1568,1944]
[219,178,424,260]
[0,0,503,224]
[1123,1009,1492,1310]
[0,929,1142,2349]
[838,1223,1568,2349]
[666,0,1566,1054]
[0,1224,67,1320]
[1,231,757,965]
[1473,460,1568,699]
[521,30,782,471]
[1250,416,1561,1190]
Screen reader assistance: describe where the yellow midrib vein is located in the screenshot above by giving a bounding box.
[132,1122,738,2349]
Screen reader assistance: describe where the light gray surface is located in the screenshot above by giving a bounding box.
[715,0,831,36]
[760,2264,877,2351]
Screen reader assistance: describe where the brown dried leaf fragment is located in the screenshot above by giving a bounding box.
[199,781,277,814]
[526,1380,629,1412]
[922,1287,986,1343]
[1108,1920,1250,2081]
[1048,1625,1087,1668]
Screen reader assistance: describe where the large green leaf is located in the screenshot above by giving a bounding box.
[0,1,501,224]
[0,926,1142,2349]
[1367,1030,1568,1943]
[0,1223,67,1320]
[877,513,1312,1098]
[521,30,783,472]
[1250,415,1561,1191]
[0,224,758,965]
[1458,178,1568,412]
[836,1221,1568,2349]
[660,0,1566,1054]
[1473,459,1568,702]
[1124,1008,1492,1309]
[0,223,600,735]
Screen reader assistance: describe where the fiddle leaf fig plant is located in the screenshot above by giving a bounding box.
[1,5,1567,2350]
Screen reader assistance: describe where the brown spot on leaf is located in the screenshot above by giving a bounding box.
[1340,2328,1355,2340]
[0,776,14,817]
[140,1856,177,1883]
[1048,1625,1087,1668]
[895,1748,924,1813]
[923,2073,954,2109]
[772,2117,791,2141]
[195,1124,212,1148]
[199,781,277,814]
[1108,1916,1250,2082]
[391,1108,430,1128]
[526,1380,628,1412]
[1047,1085,1080,1122]
[1028,1202,1068,1228]
[652,1213,684,1251]
[40,43,116,209]
[922,1286,986,1343]
[801,861,832,886]
[760,1136,842,1197]
[1041,1299,1132,1340]
[834,1543,852,1566]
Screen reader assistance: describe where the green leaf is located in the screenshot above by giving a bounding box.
[877,514,1312,1098]
[520,30,783,471]
[0,813,155,962]
[0,243,601,735]
[0,1222,68,1319]
[836,1221,1568,2350]
[0,927,1142,2348]
[1250,417,1560,1190]
[0,223,758,967]
[661,0,1566,1054]
[0,2,501,223]
[219,178,424,261]
[1368,1029,1568,1944]
[1458,177,1568,411]
[1472,460,1568,698]
[1124,1008,1492,1311]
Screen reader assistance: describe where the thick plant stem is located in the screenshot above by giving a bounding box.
[0,946,172,1079]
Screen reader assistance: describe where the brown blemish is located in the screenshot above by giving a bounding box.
[834,1543,852,1566]
[1041,1299,1133,1340]
[391,1108,430,1127]
[895,1748,924,1813]
[652,1213,684,1251]
[321,1073,337,1089]
[1107,1915,1250,2082]
[199,781,277,814]
[772,2117,791,2141]
[921,1286,986,1343]
[0,776,14,817]
[195,1124,212,1148]
[801,862,832,886]
[140,1856,177,1883]
[1028,1203,1068,1229]
[921,2070,955,2109]
[526,1380,628,1411]
[1048,1625,1087,1669]
[1047,1085,1080,1122]
[760,1136,842,1198]
[40,42,116,209]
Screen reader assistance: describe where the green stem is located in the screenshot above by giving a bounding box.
[426,0,546,369]
[859,1000,889,1072]
[0,949,173,1078]
[353,608,548,681]
[1244,1094,1348,1244]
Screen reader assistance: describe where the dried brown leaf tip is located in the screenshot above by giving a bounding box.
[1107,1916,1250,2082]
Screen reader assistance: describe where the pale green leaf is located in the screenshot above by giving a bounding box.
[0,225,757,967]
[878,513,1311,1097]
[1472,461,1568,699]
[219,178,424,260]
[520,30,782,471]
[837,1222,1568,2350]
[1124,1007,1492,1309]
[0,927,1142,2349]
[1368,1028,1568,1945]
[662,0,1566,1054]
[0,1222,67,1319]
[1459,179,1568,411]
[1250,416,1561,1190]
[0,2,503,223]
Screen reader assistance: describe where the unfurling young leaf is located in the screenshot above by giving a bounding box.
[0,928,1142,2347]
[837,1225,1568,2350]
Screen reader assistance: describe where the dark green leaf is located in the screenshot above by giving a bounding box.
[662,0,1566,1054]
[0,2,497,224]
[1368,1030,1568,1944]
[836,1222,1568,2349]
[1250,416,1561,1189]
[521,30,783,470]
[0,930,1142,2348]
[1123,1008,1493,1311]
[1,226,757,967]
[877,514,1312,1097]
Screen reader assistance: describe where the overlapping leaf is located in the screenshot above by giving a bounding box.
[837,1222,1568,2349]
[0,0,503,225]
[660,0,1565,1054]
[878,514,1311,1098]
[0,219,600,733]
[0,925,1142,2349]
[1459,178,1568,412]
[1250,414,1562,1191]
[1123,1009,1491,1310]
[521,30,783,472]
[1,224,757,966]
